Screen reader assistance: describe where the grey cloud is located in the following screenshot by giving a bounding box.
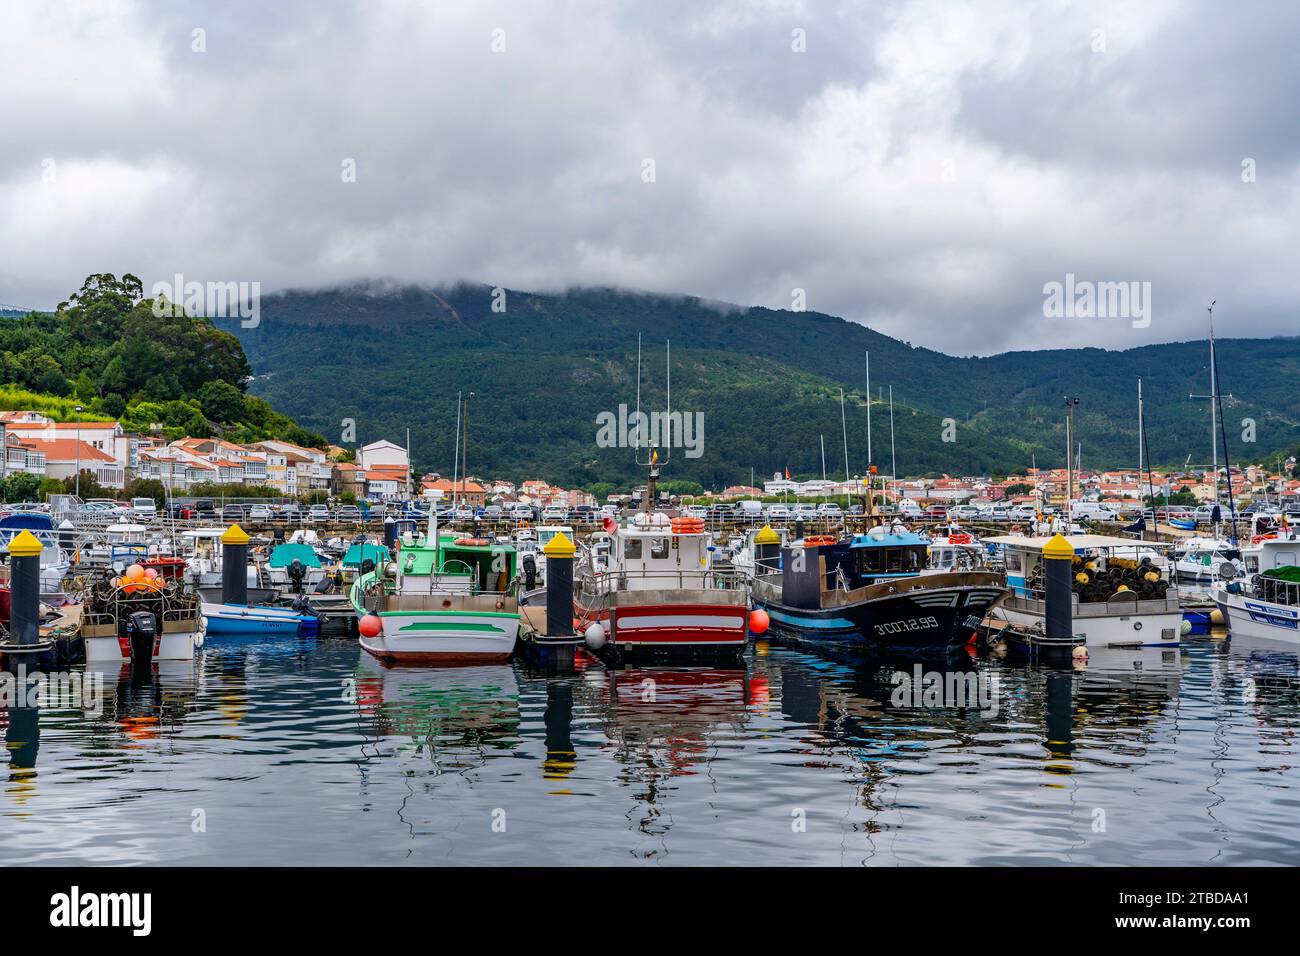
[0,0,1297,355]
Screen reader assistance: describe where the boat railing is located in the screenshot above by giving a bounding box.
[1012,588,1180,616]
[582,566,748,595]
[365,588,515,614]
[1256,575,1300,608]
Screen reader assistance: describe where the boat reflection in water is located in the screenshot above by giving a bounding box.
[354,655,520,757]
[576,663,759,847]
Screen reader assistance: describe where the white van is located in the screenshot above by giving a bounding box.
[131,497,157,518]
[1072,501,1121,521]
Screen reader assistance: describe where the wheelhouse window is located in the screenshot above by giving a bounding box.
[650,537,669,560]
[623,538,643,560]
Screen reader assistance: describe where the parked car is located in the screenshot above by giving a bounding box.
[307,504,330,524]
[767,504,791,521]
[192,499,216,519]
[248,503,273,521]
[335,505,363,522]
[168,502,196,520]
[482,505,504,522]
[130,497,158,518]
[683,505,709,519]
[541,506,568,521]
[816,503,843,517]
[923,506,949,520]
[949,504,980,520]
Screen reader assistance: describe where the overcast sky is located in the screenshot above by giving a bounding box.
[2,0,1297,355]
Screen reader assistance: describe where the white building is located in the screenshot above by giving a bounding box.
[5,420,129,474]
[357,439,409,471]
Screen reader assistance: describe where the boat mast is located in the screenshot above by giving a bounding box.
[1064,396,1079,525]
[839,387,850,480]
[889,384,896,482]
[1209,304,1240,544]
[865,351,872,467]
[450,391,461,515]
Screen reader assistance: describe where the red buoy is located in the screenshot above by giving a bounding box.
[749,608,770,635]
[358,614,383,638]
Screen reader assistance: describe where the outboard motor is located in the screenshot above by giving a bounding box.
[522,552,537,591]
[123,610,158,664]
[288,557,306,594]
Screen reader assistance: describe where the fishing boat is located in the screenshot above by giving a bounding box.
[574,508,750,663]
[1212,532,1300,647]
[986,533,1182,648]
[751,526,1007,647]
[1173,536,1243,584]
[351,516,521,664]
[80,567,205,664]
[339,539,390,587]
[264,541,329,593]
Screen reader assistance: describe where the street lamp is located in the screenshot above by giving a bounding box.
[75,405,84,499]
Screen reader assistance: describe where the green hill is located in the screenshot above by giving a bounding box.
[224,282,1300,488]
[0,273,325,449]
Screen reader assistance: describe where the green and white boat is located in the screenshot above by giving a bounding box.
[350,519,521,665]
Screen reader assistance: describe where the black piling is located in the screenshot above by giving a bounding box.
[221,524,250,606]
[9,529,43,647]
[1043,533,1074,642]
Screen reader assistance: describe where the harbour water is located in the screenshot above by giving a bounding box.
[3,635,1298,866]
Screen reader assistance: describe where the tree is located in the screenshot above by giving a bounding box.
[101,393,127,418]
[198,379,248,424]
[1005,482,1034,496]
[1,471,41,503]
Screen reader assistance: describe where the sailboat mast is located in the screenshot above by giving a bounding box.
[1210,306,1219,530]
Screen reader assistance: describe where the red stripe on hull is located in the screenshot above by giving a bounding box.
[575,600,749,647]
[362,646,512,666]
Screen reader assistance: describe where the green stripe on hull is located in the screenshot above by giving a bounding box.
[397,621,508,634]
[380,610,518,619]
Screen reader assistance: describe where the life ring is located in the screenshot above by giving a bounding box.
[949,532,972,544]
[454,537,489,546]
[802,535,838,547]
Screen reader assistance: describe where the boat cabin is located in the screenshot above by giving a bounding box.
[398,533,517,596]
[774,531,928,609]
[609,513,714,591]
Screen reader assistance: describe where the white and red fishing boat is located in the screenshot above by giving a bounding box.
[575,509,750,663]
